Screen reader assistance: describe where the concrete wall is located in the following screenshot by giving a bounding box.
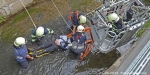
[0,0,33,16]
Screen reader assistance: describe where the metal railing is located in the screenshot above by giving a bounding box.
[124,40,150,75]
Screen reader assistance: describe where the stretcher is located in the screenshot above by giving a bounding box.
[28,48,50,58]
[28,27,94,59]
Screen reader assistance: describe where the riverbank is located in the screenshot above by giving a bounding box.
[0,0,102,43]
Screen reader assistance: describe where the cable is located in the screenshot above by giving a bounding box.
[51,0,73,31]
[19,0,37,28]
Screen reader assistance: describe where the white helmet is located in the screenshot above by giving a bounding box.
[77,25,85,32]
[36,26,44,37]
[14,37,27,47]
[107,13,119,23]
[79,15,86,24]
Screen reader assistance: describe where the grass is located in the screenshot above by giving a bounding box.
[69,0,89,10]
[137,20,150,37]
[0,14,6,23]
[0,8,41,42]
[11,8,41,24]
[143,0,150,5]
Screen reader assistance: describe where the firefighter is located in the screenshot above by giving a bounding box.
[70,25,87,57]
[13,37,34,69]
[32,35,71,57]
[31,26,54,45]
[107,13,123,35]
[107,13,123,29]
[67,11,87,34]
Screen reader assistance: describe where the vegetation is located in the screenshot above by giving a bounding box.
[11,8,41,24]
[69,0,102,13]
[70,0,87,10]
[143,0,150,5]
[0,8,41,42]
[0,14,6,24]
[137,20,150,37]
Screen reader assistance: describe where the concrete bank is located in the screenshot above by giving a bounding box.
[0,0,33,16]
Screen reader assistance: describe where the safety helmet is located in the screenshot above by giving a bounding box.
[107,13,119,23]
[77,25,85,32]
[36,26,44,37]
[79,15,86,24]
[14,37,27,47]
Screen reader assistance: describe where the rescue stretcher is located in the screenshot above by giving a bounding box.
[28,27,94,61]
[28,48,51,58]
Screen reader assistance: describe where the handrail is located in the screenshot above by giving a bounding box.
[124,40,150,75]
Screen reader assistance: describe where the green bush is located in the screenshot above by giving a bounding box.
[137,20,150,37]
[0,14,6,23]
[143,0,150,5]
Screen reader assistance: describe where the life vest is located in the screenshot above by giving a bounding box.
[68,11,79,22]
[57,35,71,50]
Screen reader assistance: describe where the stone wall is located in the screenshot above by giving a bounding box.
[0,0,33,16]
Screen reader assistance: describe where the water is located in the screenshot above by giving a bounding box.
[0,12,120,75]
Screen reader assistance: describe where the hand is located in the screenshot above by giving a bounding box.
[29,57,34,60]
[26,55,34,60]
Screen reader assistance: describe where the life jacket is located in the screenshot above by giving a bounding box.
[57,35,71,50]
[71,33,86,54]
[68,11,79,22]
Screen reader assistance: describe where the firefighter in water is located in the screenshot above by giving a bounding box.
[31,26,54,45]
[70,25,87,57]
[13,37,34,69]
[67,11,87,34]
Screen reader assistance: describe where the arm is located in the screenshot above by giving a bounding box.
[31,35,37,43]
[47,28,54,34]
[26,55,34,60]
[31,29,37,43]
[72,25,76,35]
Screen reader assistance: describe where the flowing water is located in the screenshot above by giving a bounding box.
[0,0,121,74]
[0,16,120,75]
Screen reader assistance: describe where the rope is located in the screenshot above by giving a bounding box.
[51,0,73,32]
[19,0,37,28]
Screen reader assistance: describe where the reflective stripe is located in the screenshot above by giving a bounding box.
[31,35,36,38]
[15,49,23,60]
[68,44,72,46]
[32,39,36,42]
[17,56,23,59]
[72,45,84,49]
[47,28,54,34]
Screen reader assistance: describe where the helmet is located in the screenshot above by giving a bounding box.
[107,13,119,23]
[36,26,44,37]
[77,25,85,32]
[79,15,86,24]
[14,37,27,47]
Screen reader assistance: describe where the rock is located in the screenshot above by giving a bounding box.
[9,0,33,14]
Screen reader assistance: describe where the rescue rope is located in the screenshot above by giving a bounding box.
[51,0,73,32]
[19,0,37,28]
